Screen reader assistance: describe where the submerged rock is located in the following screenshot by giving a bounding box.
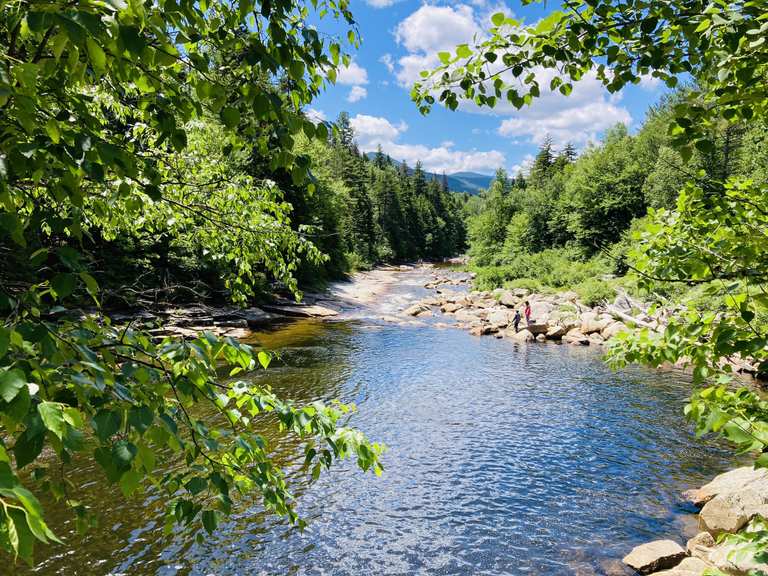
[622,540,686,574]
[403,303,431,316]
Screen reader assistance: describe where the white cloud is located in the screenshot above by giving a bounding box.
[496,70,632,146]
[379,54,395,74]
[388,4,632,149]
[336,60,369,85]
[393,4,481,87]
[347,86,368,103]
[510,153,534,176]
[349,114,504,174]
[365,0,398,7]
[638,73,662,91]
[304,108,326,123]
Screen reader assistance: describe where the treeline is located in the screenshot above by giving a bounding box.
[467,93,768,299]
[2,112,465,309]
[292,112,466,282]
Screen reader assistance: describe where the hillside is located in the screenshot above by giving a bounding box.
[364,153,493,194]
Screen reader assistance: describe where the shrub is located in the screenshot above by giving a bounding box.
[573,277,616,306]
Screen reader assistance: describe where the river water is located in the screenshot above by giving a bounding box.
[22,267,737,576]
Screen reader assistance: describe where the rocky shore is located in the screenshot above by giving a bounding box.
[622,466,768,575]
[402,268,762,378]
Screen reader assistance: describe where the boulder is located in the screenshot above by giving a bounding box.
[469,324,493,336]
[580,311,604,334]
[707,522,768,574]
[499,291,518,307]
[546,325,568,339]
[441,302,464,313]
[512,288,530,297]
[487,309,510,327]
[416,310,433,318]
[261,303,339,318]
[455,309,480,323]
[651,557,712,576]
[403,303,431,316]
[588,332,605,346]
[510,329,535,342]
[602,321,629,339]
[699,487,768,535]
[683,466,768,508]
[563,329,590,345]
[526,322,550,336]
[529,301,554,323]
[622,540,686,575]
[686,532,715,560]
[535,333,546,342]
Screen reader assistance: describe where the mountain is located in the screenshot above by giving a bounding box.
[364,153,494,195]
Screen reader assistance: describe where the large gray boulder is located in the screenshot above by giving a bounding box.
[441,302,464,313]
[622,540,686,574]
[403,303,431,316]
[699,487,768,535]
[499,291,518,307]
[580,311,603,334]
[455,308,480,323]
[526,322,550,336]
[545,325,568,339]
[487,309,510,328]
[563,328,590,345]
[509,329,535,342]
[686,532,715,560]
[684,466,768,507]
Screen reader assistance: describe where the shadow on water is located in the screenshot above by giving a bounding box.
[20,314,739,575]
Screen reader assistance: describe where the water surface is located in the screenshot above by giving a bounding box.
[22,269,736,576]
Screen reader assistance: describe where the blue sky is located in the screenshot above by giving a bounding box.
[308,0,665,175]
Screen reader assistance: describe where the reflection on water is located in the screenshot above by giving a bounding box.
[20,274,738,576]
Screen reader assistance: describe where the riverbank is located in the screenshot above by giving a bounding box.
[403,266,764,380]
[622,466,768,575]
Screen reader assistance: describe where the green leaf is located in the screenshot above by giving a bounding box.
[220,107,240,128]
[92,410,121,443]
[38,402,66,440]
[202,509,218,534]
[0,327,9,359]
[51,273,76,299]
[0,368,26,402]
[491,12,505,26]
[85,38,107,71]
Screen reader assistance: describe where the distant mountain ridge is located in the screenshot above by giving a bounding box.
[364,153,493,195]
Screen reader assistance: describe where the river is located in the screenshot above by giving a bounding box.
[21,266,737,576]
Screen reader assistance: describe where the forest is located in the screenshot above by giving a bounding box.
[2,0,768,570]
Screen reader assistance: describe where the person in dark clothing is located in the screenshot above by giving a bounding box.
[513,309,521,332]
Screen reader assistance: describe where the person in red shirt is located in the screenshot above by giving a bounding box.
[524,301,532,325]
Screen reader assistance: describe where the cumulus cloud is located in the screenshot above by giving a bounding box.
[336,60,369,86]
[349,114,505,174]
[393,4,481,87]
[496,70,632,146]
[347,86,368,103]
[389,4,632,148]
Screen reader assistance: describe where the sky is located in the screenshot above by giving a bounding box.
[308,0,666,176]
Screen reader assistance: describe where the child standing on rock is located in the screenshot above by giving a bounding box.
[513,309,521,332]
[524,301,532,326]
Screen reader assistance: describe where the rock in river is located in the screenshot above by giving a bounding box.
[622,540,686,574]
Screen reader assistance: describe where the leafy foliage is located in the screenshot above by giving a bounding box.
[0,0,390,565]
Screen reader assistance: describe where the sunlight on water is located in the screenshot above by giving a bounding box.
[21,269,737,576]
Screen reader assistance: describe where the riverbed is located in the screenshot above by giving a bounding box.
[21,266,737,576]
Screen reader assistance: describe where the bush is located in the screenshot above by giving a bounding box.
[573,277,616,306]
[471,247,612,290]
